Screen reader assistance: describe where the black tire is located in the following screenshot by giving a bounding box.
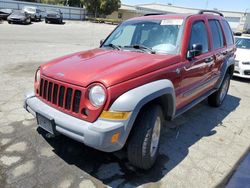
[45,19,48,23]
[8,21,11,24]
[39,16,41,21]
[25,18,31,25]
[208,73,230,107]
[127,105,163,170]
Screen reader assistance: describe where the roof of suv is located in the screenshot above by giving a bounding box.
[128,12,224,22]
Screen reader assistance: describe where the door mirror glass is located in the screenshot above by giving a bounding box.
[187,43,203,59]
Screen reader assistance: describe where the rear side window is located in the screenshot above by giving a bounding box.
[222,20,234,46]
[208,20,224,49]
[189,21,209,53]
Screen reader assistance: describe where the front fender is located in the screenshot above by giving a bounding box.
[107,79,176,149]
[110,79,176,116]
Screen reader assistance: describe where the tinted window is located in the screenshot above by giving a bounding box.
[189,21,209,53]
[222,20,234,45]
[209,20,224,49]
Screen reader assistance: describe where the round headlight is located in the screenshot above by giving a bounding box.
[35,69,41,83]
[89,85,106,107]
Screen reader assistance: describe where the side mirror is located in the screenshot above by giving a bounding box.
[187,43,202,60]
[100,39,104,46]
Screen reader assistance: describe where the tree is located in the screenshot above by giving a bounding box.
[83,0,121,17]
[100,0,121,15]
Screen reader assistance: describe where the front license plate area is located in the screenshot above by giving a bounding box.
[36,113,56,135]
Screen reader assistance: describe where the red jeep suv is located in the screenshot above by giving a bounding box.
[24,10,235,169]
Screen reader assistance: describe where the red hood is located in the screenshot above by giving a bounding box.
[41,48,180,87]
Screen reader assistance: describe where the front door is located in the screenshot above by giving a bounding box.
[178,19,214,109]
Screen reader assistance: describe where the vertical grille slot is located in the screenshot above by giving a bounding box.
[39,79,44,96]
[58,86,65,107]
[73,90,81,113]
[43,80,48,99]
[48,82,53,102]
[53,84,58,104]
[65,88,73,110]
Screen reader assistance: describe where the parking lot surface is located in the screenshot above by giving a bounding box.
[0,21,250,188]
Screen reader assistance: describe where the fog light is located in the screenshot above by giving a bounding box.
[100,111,131,120]
[111,133,120,143]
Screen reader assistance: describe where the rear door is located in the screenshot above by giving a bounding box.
[207,19,227,81]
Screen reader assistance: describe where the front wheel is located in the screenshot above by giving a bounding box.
[26,18,31,24]
[208,73,230,107]
[127,105,163,170]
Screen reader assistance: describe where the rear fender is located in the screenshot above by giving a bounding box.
[216,55,235,89]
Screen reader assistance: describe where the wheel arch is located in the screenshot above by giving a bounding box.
[109,79,176,121]
[216,56,235,89]
[109,79,176,149]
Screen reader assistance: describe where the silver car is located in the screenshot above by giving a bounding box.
[22,6,42,21]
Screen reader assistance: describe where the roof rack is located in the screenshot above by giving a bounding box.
[144,13,166,16]
[198,10,224,17]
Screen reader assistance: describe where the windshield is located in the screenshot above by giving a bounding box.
[235,38,250,49]
[102,19,184,54]
[13,10,25,16]
[24,7,35,12]
[47,9,60,13]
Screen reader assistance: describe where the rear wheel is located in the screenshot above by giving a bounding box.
[8,21,11,24]
[127,105,163,170]
[208,73,230,107]
[45,19,48,23]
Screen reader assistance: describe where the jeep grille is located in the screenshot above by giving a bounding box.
[39,78,82,113]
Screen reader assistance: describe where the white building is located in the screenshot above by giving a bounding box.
[107,3,250,32]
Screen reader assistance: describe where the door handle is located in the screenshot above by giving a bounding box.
[222,51,228,55]
[204,57,214,63]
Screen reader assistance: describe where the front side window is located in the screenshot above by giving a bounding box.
[189,21,209,53]
[102,19,184,54]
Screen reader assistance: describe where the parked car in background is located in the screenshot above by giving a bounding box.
[22,6,42,21]
[7,10,31,24]
[0,9,12,20]
[234,36,250,78]
[243,28,250,34]
[45,9,63,24]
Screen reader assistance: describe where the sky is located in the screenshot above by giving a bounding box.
[121,0,250,12]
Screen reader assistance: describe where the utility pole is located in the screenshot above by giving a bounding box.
[205,0,208,9]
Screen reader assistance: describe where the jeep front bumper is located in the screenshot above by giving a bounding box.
[24,93,129,152]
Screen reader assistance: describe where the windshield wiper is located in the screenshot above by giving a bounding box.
[124,44,156,54]
[107,43,121,50]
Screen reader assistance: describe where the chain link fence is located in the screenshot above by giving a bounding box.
[0,0,87,20]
